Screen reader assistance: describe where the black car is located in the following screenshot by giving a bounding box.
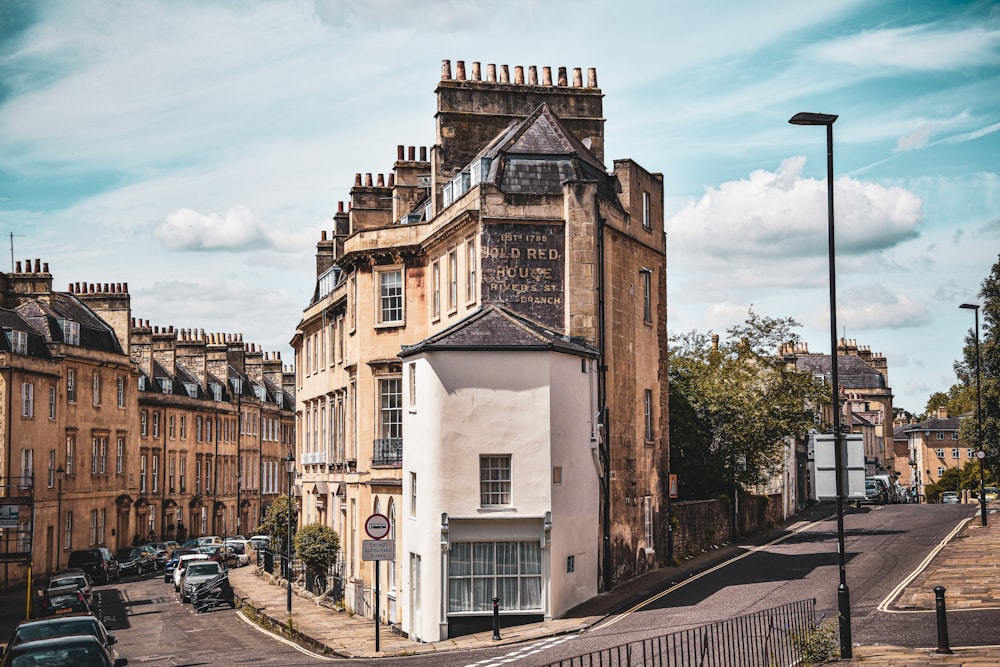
[38,585,91,617]
[67,548,120,585]
[116,548,141,577]
[3,616,117,658]
[0,634,126,667]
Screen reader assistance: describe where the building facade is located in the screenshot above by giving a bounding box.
[897,407,972,500]
[0,260,294,587]
[292,60,669,640]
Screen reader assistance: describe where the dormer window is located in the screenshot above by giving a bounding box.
[470,157,492,186]
[254,385,267,401]
[5,328,28,355]
[183,382,198,398]
[209,382,223,402]
[61,320,80,346]
[158,378,172,394]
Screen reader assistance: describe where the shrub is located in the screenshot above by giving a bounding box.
[793,618,839,665]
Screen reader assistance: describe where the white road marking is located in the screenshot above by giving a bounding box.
[464,634,577,667]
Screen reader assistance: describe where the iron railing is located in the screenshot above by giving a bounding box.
[542,599,817,667]
[372,438,403,467]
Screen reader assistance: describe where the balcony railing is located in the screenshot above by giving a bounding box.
[302,451,327,465]
[372,438,402,467]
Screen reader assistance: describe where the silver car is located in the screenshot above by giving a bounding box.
[180,561,223,602]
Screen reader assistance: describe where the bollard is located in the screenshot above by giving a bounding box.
[492,597,502,640]
[934,586,952,654]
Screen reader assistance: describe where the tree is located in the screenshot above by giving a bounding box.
[257,494,296,557]
[668,310,830,499]
[294,523,340,587]
[954,253,1000,481]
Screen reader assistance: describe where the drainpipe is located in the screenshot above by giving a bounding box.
[596,212,611,593]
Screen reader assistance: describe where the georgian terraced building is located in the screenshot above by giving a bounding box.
[0,260,295,587]
[292,60,669,640]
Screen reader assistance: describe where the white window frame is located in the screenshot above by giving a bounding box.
[447,541,542,612]
[117,376,126,408]
[92,371,101,406]
[479,455,512,507]
[466,237,477,304]
[642,190,651,230]
[448,248,458,312]
[432,260,441,320]
[376,267,404,325]
[379,378,402,440]
[49,386,56,420]
[66,369,76,403]
[21,382,34,418]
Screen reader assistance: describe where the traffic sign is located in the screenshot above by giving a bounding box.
[365,513,390,539]
[977,450,987,460]
[362,539,395,561]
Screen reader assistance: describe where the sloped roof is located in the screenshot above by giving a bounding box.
[15,293,123,355]
[471,103,618,201]
[0,308,52,359]
[795,354,888,391]
[399,306,597,358]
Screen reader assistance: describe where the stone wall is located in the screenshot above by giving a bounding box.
[670,494,784,562]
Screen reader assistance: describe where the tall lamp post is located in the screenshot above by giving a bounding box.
[960,303,987,527]
[789,111,852,659]
[55,466,65,570]
[284,451,296,614]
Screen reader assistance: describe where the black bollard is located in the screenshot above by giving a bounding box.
[492,597,502,640]
[934,586,952,654]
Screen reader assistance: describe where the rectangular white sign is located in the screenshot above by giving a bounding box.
[362,539,395,561]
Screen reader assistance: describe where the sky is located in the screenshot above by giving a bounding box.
[1,0,998,413]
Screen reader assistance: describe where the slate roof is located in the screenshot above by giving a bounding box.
[15,293,124,355]
[399,306,597,358]
[472,103,619,201]
[795,354,888,390]
[0,308,53,359]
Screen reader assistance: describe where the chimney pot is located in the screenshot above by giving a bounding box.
[397,145,404,160]
[34,259,41,272]
[43,262,48,273]
[500,64,509,83]
[387,173,395,188]
[15,261,21,273]
[528,65,538,85]
[456,60,466,80]
[321,230,327,241]
[514,65,524,85]
[420,146,427,161]
[471,61,481,81]
[376,173,385,187]
[572,67,582,87]
[486,63,496,82]
[557,66,567,86]
[587,67,597,87]
[542,66,552,86]
[441,59,452,80]
[365,173,373,187]
[408,145,415,161]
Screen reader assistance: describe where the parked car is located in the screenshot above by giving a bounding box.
[199,545,238,570]
[862,478,889,505]
[3,616,117,659]
[145,541,178,569]
[248,535,270,552]
[163,548,200,582]
[0,634,126,667]
[46,570,93,606]
[941,491,960,504]
[984,486,998,502]
[173,554,210,591]
[67,548,120,585]
[181,536,223,548]
[39,585,91,617]
[223,539,251,567]
[179,561,224,603]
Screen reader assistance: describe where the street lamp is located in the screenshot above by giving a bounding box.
[55,466,65,570]
[789,111,852,659]
[284,451,296,614]
[960,303,987,527]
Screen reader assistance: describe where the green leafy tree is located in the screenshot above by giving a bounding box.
[294,523,340,581]
[257,494,296,557]
[669,310,830,499]
[954,253,1000,481]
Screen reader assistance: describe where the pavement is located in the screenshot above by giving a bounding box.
[2,500,999,665]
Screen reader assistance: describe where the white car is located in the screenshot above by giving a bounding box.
[223,539,252,567]
[172,553,209,591]
[179,560,224,602]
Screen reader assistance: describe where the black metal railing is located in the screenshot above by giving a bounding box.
[372,438,403,467]
[542,599,817,667]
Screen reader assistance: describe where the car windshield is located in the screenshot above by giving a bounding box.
[187,563,221,576]
[15,619,100,643]
[49,577,85,589]
[10,643,105,667]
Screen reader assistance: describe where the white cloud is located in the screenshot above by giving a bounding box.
[837,284,931,330]
[666,156,922,265]
[807,25,1000,71]
[155,206,280,251]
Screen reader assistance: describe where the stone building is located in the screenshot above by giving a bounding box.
[0,260,294,587]
[896,407,972,500]
[292,60,668,640]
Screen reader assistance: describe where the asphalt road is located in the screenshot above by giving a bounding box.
[17,503,989,667]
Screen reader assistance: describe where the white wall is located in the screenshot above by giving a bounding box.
[401,348,598,641]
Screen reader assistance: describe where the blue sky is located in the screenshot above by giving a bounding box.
[1,0,998,412]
